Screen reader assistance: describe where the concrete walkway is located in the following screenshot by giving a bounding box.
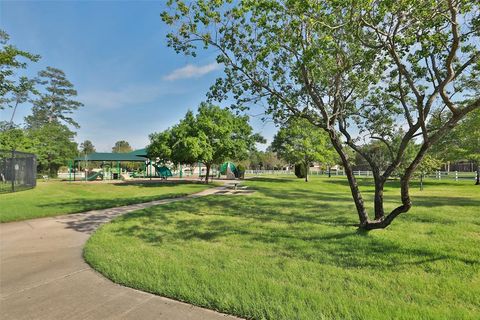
[0,186,242,320]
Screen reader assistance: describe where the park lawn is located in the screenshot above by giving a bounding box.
[0,180,210,223]
[84,176,480,320]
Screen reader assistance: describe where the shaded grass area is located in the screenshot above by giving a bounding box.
[0,180,210,222]
[84,176,480,319]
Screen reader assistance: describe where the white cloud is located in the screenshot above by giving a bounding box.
[163,62,220,81]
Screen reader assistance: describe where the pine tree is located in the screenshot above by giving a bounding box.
[25,66,83,129]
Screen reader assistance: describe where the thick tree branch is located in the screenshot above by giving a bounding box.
[436,0,461,115]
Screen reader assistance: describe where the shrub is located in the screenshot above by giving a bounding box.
[295,163,306,178]
[236,164,246,179]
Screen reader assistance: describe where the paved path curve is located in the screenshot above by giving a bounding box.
[0,186,242,320]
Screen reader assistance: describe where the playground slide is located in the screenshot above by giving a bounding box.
[152,164,172,178]
[86,171,103,181]
[121,173,131,180]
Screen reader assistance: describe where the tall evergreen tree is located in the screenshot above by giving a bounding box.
[25,66,83,129]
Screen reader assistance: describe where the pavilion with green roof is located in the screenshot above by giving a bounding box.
[72,149,149,181]
[73,149,148,163]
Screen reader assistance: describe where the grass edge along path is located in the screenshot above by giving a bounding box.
[0,180,212,223]
[84,176,480,320]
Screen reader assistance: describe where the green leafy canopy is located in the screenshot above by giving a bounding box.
[271,117,336,166]
[148,103,261,167]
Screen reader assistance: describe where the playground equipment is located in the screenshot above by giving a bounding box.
[152,163,172,179]
[86,171,103,181]
[131,162,173,179]
[70,149,178,181]
[220,162,237,179]
[72,150,147,182]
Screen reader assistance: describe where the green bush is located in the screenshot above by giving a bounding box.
[236,164,246,179]
[294,163,306,178]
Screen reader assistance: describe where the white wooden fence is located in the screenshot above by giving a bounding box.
[245,169,477,181]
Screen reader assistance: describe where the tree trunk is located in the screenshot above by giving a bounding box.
[305,161,308,182]
[360,179,412,230]
[205,163,211,184]
[49,165,58,178]
[362,144,428,230]
[373,177,385,220]
[328,131,369,226]
[360,101,480,230]
[344,161,369,226]
[476,162,479,185]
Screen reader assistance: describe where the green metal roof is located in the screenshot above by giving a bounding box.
[128,148,148,157]
[74,150,148,162]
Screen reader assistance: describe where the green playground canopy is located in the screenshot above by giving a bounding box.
[220,162,237,175]
[74,149,148,162]
[128,148,148,157]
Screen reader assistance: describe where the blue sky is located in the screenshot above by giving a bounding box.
[0,0,276,151]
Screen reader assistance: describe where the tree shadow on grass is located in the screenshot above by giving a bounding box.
[322,177,377,187]
[112,181,205,187]
[245,178,355,202]
[109,194,479,270]
[247,177,294,183]
[323,177,475,189]
[412,195,480,208]
[46,193,190,234]
[38,193,189,213]
[79,177,478,271]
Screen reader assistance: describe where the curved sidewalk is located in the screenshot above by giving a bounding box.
[0,187,242,320]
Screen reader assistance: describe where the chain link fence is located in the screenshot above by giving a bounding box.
[0,150,37,193]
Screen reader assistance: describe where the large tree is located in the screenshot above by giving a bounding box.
[0,122,33,152]
[28,123,78,177]
[147,130,173,163]
[271,118,335,182]
[240,150,285,170]
[258,150,286,170]
[112,140,132,153]
[25,66,83,129]
[79,140,96,155]
[149,103,259,183]
[162,0,480,230]
[0,30,39,125]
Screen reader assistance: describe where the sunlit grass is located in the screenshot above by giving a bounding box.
[84,176,480,319]
[0,180,210,222]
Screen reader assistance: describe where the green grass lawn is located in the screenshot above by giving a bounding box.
[0,180,210,222]
[84,176,480,320]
